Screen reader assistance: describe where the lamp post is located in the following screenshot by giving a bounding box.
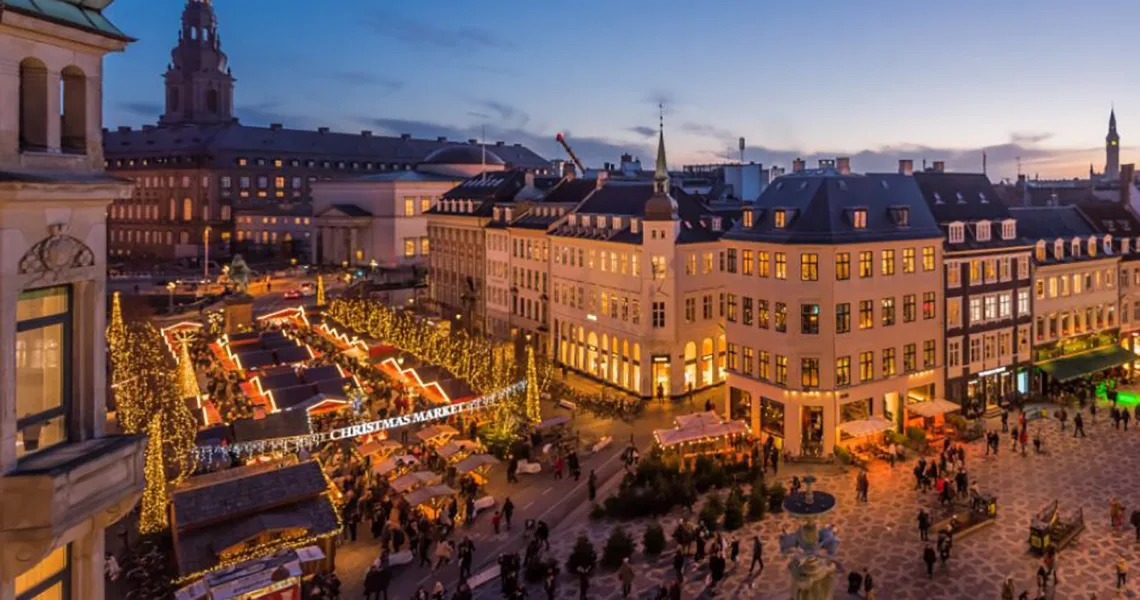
[166,281,176,313]
[203,225,212,283]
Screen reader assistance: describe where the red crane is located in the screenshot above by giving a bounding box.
[555,132,586,175]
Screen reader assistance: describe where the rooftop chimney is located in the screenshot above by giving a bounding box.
[792,157,805,173]
[836,157,851,175]
[468,138,478,145]
[361,130,373,137]
[400,133,411,140]
[317,127,330,134]
[524,171,535,188]
[1122,163,1135,208]
[495,141,505,147]
[562,162,576,179]
[270,123,283,131]
[898,159,914,175]
[437,136,447,142]
[596,170,609,189]
[932,160,945,173]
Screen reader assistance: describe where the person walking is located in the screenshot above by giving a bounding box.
[923,544,936,579]
[588,470,597,502]
[543,568,557,600]
[918,509,931,541]
[619,558,635,598]
[458,537,474,580]
[1131,509,1140,542]
[1001,407,1009,432]
[1059,407,1068,432]
[1125,408,1131,431]
[1118,555,1128,590]
[1001,576,1015,600]
[847,569,864,595]
[1074,412,1086,438]
[491,511,501,535]
[673,550,686,582]
[863,569,874,600]
[748,535,763,576]
[503,497,515,530]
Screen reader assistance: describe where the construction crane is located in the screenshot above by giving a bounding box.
[555,132,586,175]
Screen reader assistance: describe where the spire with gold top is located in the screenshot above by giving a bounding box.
[645,104,679,221]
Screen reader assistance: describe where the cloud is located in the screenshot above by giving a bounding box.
[470,99,529,128]
[236,101,329,129]
[681,122,737,140]
[628,126,657,138]
[1009,131,1053,145]
[323,71,402,92]
[119,101,162,119]
[365,10,513,51]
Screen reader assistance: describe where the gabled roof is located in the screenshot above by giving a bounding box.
[439,170,527,202]
[323,204,372,218]
[4,0,133,41]
[725,173,942,244]
[911,172,1013,222]
[1073,201,1140,236]
[1009,206,1098,240]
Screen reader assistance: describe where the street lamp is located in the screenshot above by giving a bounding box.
[369,258,378,272]
[166,281,176,313]
[203,226,211,283]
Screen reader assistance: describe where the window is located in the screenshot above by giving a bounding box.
[685,253,697,275]
[727,343,738,371]
[922,246,935,271]
[727,293,738,322]
[652,256,666,280]
[727,249,737,273]
[1035,280,1045,299]
[757,251,770,277]
[420,237,430,256]
[742,347,754,375]
[19,58,50,151]
[404,238,416,257]
[16,286,69,459]
[948,340,961,367]
[742,297,753,326]
[774,252,787,280]
[420,197,432,213]
[949,222,965,243]
[836,252,850,280]
[1018,256,1030,279]
[859,251,873,278]
[923,292,936,320]
[775,355,788,385]
[15,544,70,600]
[774,302,787,332]
[896,293,915,323]
[903,248,915,273]
[882,348,897,377]
[1018,289,1030,315]
[970,338,981,362]
[984,295,997,320]
[404,197,415,216]
[652,302,666,328]
[881,250,895,276]
[852,209,867,229]
[703,295,713,320]
[904,343,916,372]
[801,358,820,389]
[859,300,874,329]
[947,263,960,287]
[923,340,936,368]
[703,252,713,274]
[774,209,787,228]
[685,298,696,323]
[800,253,818,281]
[836,303,851,333]
[836,356,851,387]
[743,210,754,228]
[881,297,895,326]
[758,300,769,329]
[859,351,874,382]
[742,251,753,275]
[801,304,820,334]
[999,294,1012,319]
[758,351,770,380]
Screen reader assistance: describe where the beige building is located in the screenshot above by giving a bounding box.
[723,169,945,456]
[0,3,145,600]
[1011,207,1130,388]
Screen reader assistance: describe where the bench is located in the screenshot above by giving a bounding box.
[516,459,542,474]
[558,399,578,411]
[591,436,613,454]
[473,495,496,515]
[468,564,500,590]
[387,550,414,567]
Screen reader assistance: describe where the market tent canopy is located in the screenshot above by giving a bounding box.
[837,416,894,438]
[1038,345,1134,382]
[373,455,418,476]
[416,424,459,443]
[404,484,456,507]
[907,398,962,418]
[456,454,500,475]
[391,470,441,493]
[674,411,722,429]
[654,420,750,448]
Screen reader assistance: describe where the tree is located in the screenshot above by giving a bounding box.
[177,341,201,401]
[699,492,724,531]
[566,534,597,575]
[525,342,542,424]
[642,523,666,557]
[747,477,768,522]
[723,493,745,531]
[316,274,326,307]
[601,526,636,570]
[107,291,126,356]
[138,414,168,534]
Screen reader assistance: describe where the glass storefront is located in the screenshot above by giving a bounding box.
[965,367,1014,415]
[652,356,670,398]
[801,406,824,457]
[729,387,751,421]
[760,397,785,448]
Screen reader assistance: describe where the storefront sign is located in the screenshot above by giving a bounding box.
[976,366,1007,377]
[653,356,670,363]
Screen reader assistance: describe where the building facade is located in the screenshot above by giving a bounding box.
[912,170,1034,416]
[723,168,944,456]
[1011,207,1129,391]
[0,2,145,599]
[104,0,549,263]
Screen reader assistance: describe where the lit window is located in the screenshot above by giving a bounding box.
[774,209,787,228]
[273,158,283,168]
[15,286,70,459]
[15,544,70,599]
[274,176,285,188]
[852,209,867,229]
[404,238,416,257]
[237,157,248,166]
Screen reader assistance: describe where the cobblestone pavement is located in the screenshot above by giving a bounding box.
[474,404,1140,600]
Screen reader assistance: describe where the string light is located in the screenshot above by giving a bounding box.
[316,274,327,307]
[139,413,168,534]
[177,340,201,400]
[526,342,542,424]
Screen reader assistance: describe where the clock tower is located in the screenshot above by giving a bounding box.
[1107,107,1120,181]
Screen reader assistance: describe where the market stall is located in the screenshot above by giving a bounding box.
[391,470,442,494]
[403,484,457,520]
[416,424,459,447]
[653,411,751,466]
[905,398,961,440]
[373,455,419,479]
[836,416,896,464]
[436,439,481,463]
[455,454,500,485]
[357,439,402,461]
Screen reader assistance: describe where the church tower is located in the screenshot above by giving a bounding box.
[160,0,235,126]
[1107,107,1120,181]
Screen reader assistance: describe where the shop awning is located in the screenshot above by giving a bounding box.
[1038,345,1134,382]
[907,398,962,418]
[837,416,894,438]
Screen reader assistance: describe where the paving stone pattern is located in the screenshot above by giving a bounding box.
[473,407,1140,599]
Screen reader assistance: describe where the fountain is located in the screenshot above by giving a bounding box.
[779,475,840,600]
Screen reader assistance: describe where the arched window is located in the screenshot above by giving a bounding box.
[19,58,49,151]
[182,198,193,221]
[206,89,219,114]
[190,27,197,40]
[60,66,86,154]
[169,198,177,221]
[179,231,190,244]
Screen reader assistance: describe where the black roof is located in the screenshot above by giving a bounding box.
[1075,201,1140,236]
[725,173,943,245]
[104,123,550,170]
[231,410,310,443]
[439,170,526,202]
[423,145,505,166]
[1009,206,1098,240]
[540,178,597,205]
[911,172,1013,222]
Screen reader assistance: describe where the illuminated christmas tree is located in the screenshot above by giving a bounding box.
[107,291,126,355]
[177,341,201,400]
[316,274,327,307]
[139,413,168,534]
[526,342,542,424]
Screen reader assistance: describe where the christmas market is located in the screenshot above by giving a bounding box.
[653,411,752,465]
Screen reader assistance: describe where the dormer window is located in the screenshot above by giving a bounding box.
[774,209,787,229]
[1123,238,1132,255]
[1057,240,1067,259]
[948,222,965,244]
[1088,236,1097,257]
[1036,240,1046,262]
[569,214,577,226]
[743,210,754,228]
[888,206,909,227]
[613,216,623,229]
[631,218,640,234]
[1001,219,1016,240]
[493,207,501,220]
[1104,235,1113,254]
[1071,238,1080,257]
[711,217,722,231]
[975,220,991,242]
[852,209,868,229]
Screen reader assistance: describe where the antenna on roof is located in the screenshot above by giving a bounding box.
[481,125,486,181]
[982,148,987,176]
[1017,156,1022,177]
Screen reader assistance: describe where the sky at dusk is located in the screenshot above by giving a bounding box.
[103,0,1140,180]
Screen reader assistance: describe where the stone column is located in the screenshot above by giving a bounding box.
[349,227,359,264]
[73,526,106,600]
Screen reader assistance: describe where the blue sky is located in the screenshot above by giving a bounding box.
[104,0,1138,180]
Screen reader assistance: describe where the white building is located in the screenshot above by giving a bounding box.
[0,2,145,599]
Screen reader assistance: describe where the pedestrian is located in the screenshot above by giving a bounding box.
[543,568,557,600]
[1001,576,1015,600]
[577,566,591,600]
[923,544,936,579]
[1001,407,1009,432]
[492,510,501,535]
[1131,509,1140,542]
[503,497,515,530]
[863,569,874,600]
[918,509,931,541]
[364,566,381,600]
[1059,407,1068,432]
[729,536,740,564]
[554,454,564,480]
[1125,409,1131,431]
[938,533,952,569]
[458,537,474,580]
[431,581,444,600]
[673,550,686,581]
[507,455,519,484]
[1019,427,1028,456]
[709,551,726,594]
[1074,412,1086,437]
[588,469,597,502]
[1118,555,1128,589]
[537,520,550,550]
[847,569,864,595]
[619,558,635,598]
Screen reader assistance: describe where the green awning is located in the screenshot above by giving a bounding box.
[1037,345,1135,382]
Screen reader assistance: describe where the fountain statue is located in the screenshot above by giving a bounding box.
[780,475,840,600]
